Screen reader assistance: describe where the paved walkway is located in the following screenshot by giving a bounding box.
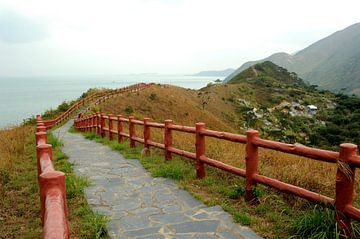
[54,121,261,239]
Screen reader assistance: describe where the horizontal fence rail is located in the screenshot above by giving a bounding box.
[74,112,360,237]
[35,83,153,238]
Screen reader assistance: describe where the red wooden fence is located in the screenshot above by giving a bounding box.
[42,83,154,129]
[36,115,69,239]
[74,113,360,237]
[35,83,153,238]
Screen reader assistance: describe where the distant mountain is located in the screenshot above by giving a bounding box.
[225,22,360,95]
[193,68,235,77]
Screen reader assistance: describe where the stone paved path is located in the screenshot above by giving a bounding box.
[53,121,262,239]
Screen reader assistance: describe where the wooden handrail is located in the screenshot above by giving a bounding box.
[74,104,360,236]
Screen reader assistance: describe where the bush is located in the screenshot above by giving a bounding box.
[149,93,157,101]
[124,105,134,114]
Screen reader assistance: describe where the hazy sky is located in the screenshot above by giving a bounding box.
[0,0,359,76]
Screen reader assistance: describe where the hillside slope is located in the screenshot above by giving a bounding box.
[225,22,360,95]
[91,64,359,150]
[88,80,360,238]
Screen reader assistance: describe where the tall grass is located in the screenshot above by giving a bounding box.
[0,125,42,238]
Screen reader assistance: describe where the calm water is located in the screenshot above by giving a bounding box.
[0,74,223,128]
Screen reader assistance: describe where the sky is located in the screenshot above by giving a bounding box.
[0,0,360,76]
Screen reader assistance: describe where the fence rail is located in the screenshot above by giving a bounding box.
[42,83,153,129]
[35,83,152,238]
[74,113,360,237]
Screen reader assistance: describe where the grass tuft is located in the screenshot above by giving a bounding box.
[291,205,360,239]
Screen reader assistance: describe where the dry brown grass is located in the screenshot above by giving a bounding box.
[95,84,360,208]
[86,84,360,237]
[0,125,42,238]
[0,126,30,171]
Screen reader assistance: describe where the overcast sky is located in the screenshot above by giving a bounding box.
[0,0,359,76]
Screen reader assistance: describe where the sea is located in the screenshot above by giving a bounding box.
[0,74,223,128]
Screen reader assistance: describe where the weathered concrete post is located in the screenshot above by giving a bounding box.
[336,143,358,238]
[195,122,206,178]
[245,130,260,202]
[164,120,173,161]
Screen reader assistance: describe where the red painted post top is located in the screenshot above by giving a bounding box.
[336,143,358,238]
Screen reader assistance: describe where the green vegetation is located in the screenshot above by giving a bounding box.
[42,87,106,120]
[0,125,42,238]
[224,61,360,149]
[310,94,360,149]
[72,128,360,238]
[291,206,360,239]
[47,132,108,238]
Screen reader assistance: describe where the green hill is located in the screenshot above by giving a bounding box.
[228,61,305,86]
[225,22,360,95]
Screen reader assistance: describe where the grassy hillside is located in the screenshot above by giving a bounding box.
[89,78,360,238]
[225,22,360,95]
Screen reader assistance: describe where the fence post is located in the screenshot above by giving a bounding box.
[87,117,90,132]
[85,117,88,132]
[96,112,101,135]
[37,125,47,133]
[39,171,68,228]
[36,144,53,177]
[335,143,358,238]
[101,113,106,138]
[117,115,123,143]
[36,132,48,144]
[164,120,173,161]
[245,130,260,202]
[195,122,206,178]
[129,116,136,148]
[143,118,151,150]
[108,114,113,141]
[92,114,95,132]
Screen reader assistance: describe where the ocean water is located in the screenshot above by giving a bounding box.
[0,74,223,128]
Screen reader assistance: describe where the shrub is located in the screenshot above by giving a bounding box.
[124,105,134,114]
